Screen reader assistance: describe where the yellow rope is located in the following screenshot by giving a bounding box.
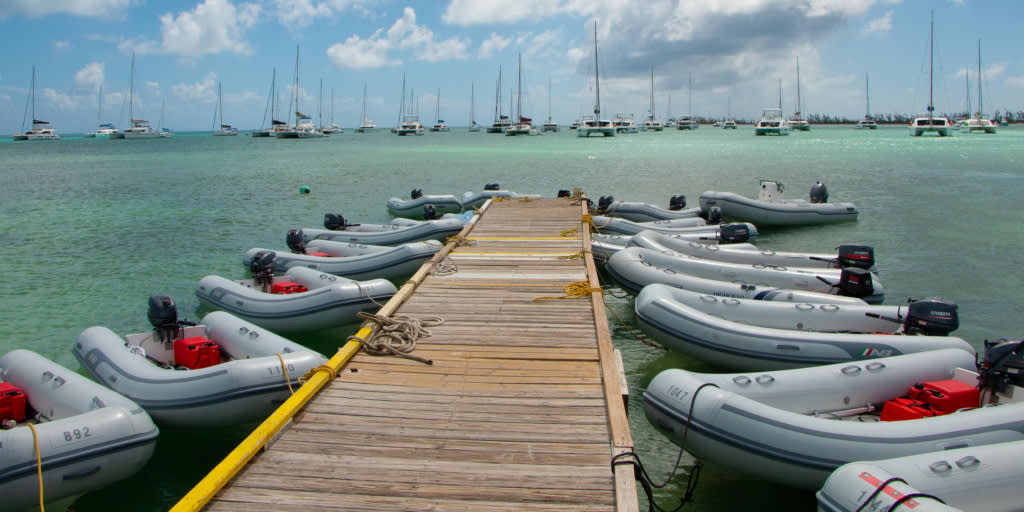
[446,234,476,246]
[27,422,44,512]
[557,249,592,260]
[518,196,536,202]
[533,281,602,302]
[298,363,338,384]
[275,353,294,394]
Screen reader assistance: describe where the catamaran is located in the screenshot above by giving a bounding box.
[789,57,810,131]
[910,11,952,137]
[85,86,118,138]
[212,82,238,136]
[856,73,878,130]
[962,39,997,134]
[119,52,160,140]
[322,87,343,134]
[578,21,614,137]
[356,82,377,133]
[676,74,699,130]
[755,80,791,136]
[542,76,558,132]
[506,54,537,136]
[488,67,511,133]
[14,66,60,141]
[642,69,664,131]
[429,89,449,132]
[468,81,481,132]
[277,46,325,139]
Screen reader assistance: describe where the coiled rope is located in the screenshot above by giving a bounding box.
[532,281,602,302]
[431,255,458,275]
[350,311,440,365]
[28,422,44,512]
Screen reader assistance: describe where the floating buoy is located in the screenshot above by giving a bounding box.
[299,186,310,194]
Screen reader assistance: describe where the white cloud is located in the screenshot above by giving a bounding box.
[861,9,893,34]
[272,0,371,29]
[0,0,134,18]
[326,7,469,69]
[54,40,72,50]
[172,72,218,103]
[158,0,260,58]
[442,0,568,25]
[479,33,512,59]
[74,62,105,93]
[1006,75,1024,88]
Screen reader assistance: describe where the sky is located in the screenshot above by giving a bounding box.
[1,0,1022,133]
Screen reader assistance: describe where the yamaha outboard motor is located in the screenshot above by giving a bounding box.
[809,181,829,203]
[597,195,614,213]
[718,223,750,244]
[423,203,438,220]
[837,244,875,269]
[324,213,348,231]
[484,183,500,191]
[411,188,423,200]
[903,299,959,336]
[705,206,722,225]
[286,229,306,254]
[249,250,277,292]
[148,295,180,343]
[668,194,686,211]
[557,189,571,198]
[835,268,874,299]
[980,338,1024,394]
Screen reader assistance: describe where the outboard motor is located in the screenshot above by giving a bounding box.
[717,223,750,244]
[557,189,571,198]
[286,229,307,254]
[249,251,277,292]
[903,299,959,336]
[980,338,1024,394]
[835,268,874,299]
[705,206,722,225]
[324,213,348,231]
[148,295,181,343]
[597,195,614,213]
[423,203,438,220]
[411,188,423,200]
[668,194,686,211]
[809,181,829,203]
[837,244,875,269]
[484,183,500,191]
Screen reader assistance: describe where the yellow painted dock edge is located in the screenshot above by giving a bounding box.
[169,202,489,512]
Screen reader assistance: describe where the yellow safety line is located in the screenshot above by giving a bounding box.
[461,236,578,241]
[454,251,584,256]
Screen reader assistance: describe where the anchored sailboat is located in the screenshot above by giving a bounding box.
[963,40,997,134]
[468,81,481,132]
[790,57,810,131]
[506,54,537,136]
[542,77,558,132]
[277,46,325,139]
[119,52,160,140]
[856,73,878,130]
[14,66,59,141]
[86,85,117,138]
[578,21,614,137]
[911,10,952,137]
[212,82,238,136]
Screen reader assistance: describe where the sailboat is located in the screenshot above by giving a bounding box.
[578,21,615,137]
[212,82,238,136]
[322,87,343,134]
[14,66,60,141]
[542,77,559,132]
[642,69,663,131]
[391,73,405,134]
[506,54,537,136]
[722,96,737,129]
[856,73,878,130]
[85,85,118,138]
[468,81,481,132]
[676,74,698,130]
[963,40,997,134]
[488,67,510,133]
[253,69,277,137]
[755,79,791,135]
[158,97,173,137]
[397,86,424,136]
[789,57,810,131]
[911,10,952,136]
[430,89,449,132]
[277,46,325,139]
[356,82,377,133]
[119,52,160,139]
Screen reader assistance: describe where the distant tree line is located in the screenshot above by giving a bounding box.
[690,110,1017,125]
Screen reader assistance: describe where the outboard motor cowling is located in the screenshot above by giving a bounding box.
[718,223,750,244]
[324,213,348,231]
[411,188,423,200]
[484,183,500,191]
[981,338,1024,393]
[837,244,875,269]
[836,268,874,299]
[904,299,959,336]
[705,206,722,225]
[423,204,438,220]
[809,181,829,203]
[668,194,686,211]
[148,295,180,343]
[286,229,307,254]
[598,196,614,212]
[557,189,571,198]
[249,251,277,291]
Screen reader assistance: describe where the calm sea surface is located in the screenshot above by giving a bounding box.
[1,126,1022,510]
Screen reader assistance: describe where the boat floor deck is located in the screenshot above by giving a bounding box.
[204,197,637,511]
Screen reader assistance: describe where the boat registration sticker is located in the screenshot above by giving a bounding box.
[52,426,94,449]
[857,471,918,509]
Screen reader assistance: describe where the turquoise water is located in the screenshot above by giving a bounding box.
[1,127,1022,510]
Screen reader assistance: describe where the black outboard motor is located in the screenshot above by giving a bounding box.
[717,223,750,244]
[668,194,686,211]
[286,229,306,254]
[249,251,277,292]
[809,181,829,203]
[484,183,500,191]
[423,203,438,220]
[835,268,874,299]
[903,299,959,336]
[148,295,180,343]
[597,195,614,213]
[557,189,571,198]
[837,244,875,269]
[980,338,1024,394]
[411,188,423,200]
[324,213,348,231]
[705,206,722,225]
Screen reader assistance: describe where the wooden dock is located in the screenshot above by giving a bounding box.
[193,197,637,511]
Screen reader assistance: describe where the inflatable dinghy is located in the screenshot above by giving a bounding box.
[386,189,463,219]
[699,180,858,226]
[244,233,441,282]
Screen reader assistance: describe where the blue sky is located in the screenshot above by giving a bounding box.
[1,0,1021,133]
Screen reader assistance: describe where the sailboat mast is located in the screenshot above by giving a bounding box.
[928,10,934,117]
[129,54,135,122]
[217,81,223,128]
[271,69,276,123]
[977,39,983,117]
[516,54,522,122]
[398,73,406,126]
[97,85,103,127]
[331,88,335,125]
[865,73,870,118]
[30,65,36,123]
[593,21,600,116]
[795,57,801,116]
[965,73,970,118]
[292,45,300,125]
[470,81,475,125]
[778,79,782,111]
[688,74,693,116]
[649,68,655,119]
[435,89,440,124]
[548,76,552,122]
[318,78,323,128]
